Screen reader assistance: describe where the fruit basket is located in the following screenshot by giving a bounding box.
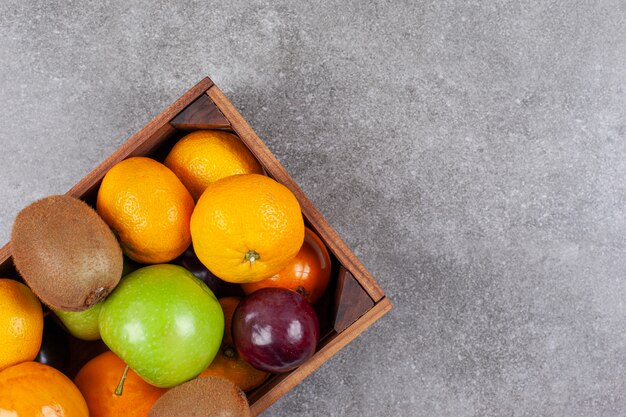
[0,77,391,415]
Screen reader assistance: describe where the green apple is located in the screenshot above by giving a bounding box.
[99,264,224,388]
[53,303,103,341]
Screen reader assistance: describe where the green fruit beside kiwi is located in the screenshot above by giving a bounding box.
[11,194,123,312]
[52,303,103,340]
[148,376,252,417]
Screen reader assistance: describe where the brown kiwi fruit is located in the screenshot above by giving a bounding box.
[149,376,252,417]
[11,194,123,311]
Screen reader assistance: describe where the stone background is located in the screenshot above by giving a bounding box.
[1,1,625,416]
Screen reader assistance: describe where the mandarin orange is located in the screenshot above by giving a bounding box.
[164,130,263,200]
[241,227,332,304]
[190,174,304,283]
[0,361,88,417]
[96,157,195,264]
[74,351,167,417]
[0,279,43,371]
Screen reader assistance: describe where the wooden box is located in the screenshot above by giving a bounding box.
[0,77,391,415]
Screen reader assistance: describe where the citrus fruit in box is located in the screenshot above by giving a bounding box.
[0,279,43,371]
[74,351,167,417]
[164,130,264,201]
[198,297,269,391]
[0,361,88,417]
[96,157,195,264]
[99,264,224,388]
[242,227,332,304]
[190,173,305,283]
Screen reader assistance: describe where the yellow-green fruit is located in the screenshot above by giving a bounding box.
[53,303,102,341]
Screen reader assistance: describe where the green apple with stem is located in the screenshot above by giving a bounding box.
[99,264,224,388]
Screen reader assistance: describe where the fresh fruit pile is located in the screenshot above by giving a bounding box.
[0,130,333,416]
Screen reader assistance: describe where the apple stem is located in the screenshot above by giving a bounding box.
[115,365,130,396]
[244,250,260,264]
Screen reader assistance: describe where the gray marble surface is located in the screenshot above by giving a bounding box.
[1,1,625,416]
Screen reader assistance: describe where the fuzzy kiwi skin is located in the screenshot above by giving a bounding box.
[11,195,123,312]
[149,376,251,417]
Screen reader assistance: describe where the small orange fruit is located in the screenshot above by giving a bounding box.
[0,278,43,371]
[0,361,89,417]
[74,351,167,417]
[164,130,264,200]
[198,297,269,391]
[241,227,332,304]
[190,174,305,283]
[96,157,195,264]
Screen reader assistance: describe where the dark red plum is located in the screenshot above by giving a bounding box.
[232,288,320,373]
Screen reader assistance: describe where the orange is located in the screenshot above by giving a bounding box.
[0,361,89,417]
[241,227,332,304]
[96,157,195,264]
[0,278,43,371]
[164,130,263,201]
[197,297,269,391]
[190,174,305,283]
[74,351,167,417]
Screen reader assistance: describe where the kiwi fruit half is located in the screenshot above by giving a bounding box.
[11,195,123,311]
[149,376,252,417]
